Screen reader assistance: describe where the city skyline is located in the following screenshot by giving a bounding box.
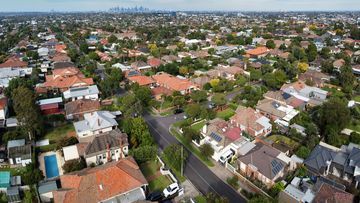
[1,0,360,12]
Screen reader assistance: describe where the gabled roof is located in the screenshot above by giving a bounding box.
[313,182,354,203]
[0,57,28,68]
[152,72,197,92]
[53,157,147,203]
[128,75,155,86]
[304,145,336,173]
[74,111,118,134]
[65,99,100,116]
[238,143,285,180]
[84,129,128,157]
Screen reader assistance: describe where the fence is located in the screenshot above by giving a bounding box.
[157,156,178,184]
[225,162,272,199]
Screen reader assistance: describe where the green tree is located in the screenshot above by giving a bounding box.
[107,34,118,43]
[130,117,154,148]
[62,158,86,173]
[88,52,100,61]
[248,195,273,203]
[190,90,208,103]
[22,163,44,185]
[296,146,311,159]
[204,192,229,203]
[130,146,157,163]
[80,43,89,54]
[211,93,226,109]
[199,143,214,159]
[12,87,43,139]
[185,103,203,119]
[250,69,262,81]
[339,66,355,94]
[266,40,276,49]
[350,132,360,145]
[162,144,188,171]
[183,127,201,143]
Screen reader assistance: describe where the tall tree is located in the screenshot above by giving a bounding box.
[12,87,43,140]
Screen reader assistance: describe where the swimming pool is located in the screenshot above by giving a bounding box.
[44,154,59,178]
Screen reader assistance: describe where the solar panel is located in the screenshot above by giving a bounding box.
[210,132,222,142]
[271,160,284,175]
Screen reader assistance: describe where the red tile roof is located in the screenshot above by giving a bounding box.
[128,75,155,86]
[151,86,173,96]
[152,73,197,92]
[224,127,242,141]
[246,47,269,56]
[313,183,354,203]
[0,97,7,110]
[53,157,147,203]
[0,56,28,68]
[147,58,162,67]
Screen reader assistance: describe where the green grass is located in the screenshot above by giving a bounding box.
[148,175,172,192]
[43,123,75,142]
[140,161,160,177]
[354,95,360,103]
[0,167,25,176]
[194,195,207,203]
[170,127,214,167]
[216,108,235,121]
[266,134,300,149]
[191,120,206,132]
[346,120,360,132]
[228,103,238,110]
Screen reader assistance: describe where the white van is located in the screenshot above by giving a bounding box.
[219,150,234,164]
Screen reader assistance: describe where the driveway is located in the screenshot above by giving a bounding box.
[143,113,247,203]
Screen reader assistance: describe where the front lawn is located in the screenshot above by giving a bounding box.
[346,119,360,132]
[191,120,206,132]
[148,175,172,192]
[216,108,235,121]
[140,161,172,192]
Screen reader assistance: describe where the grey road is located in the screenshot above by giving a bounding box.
[143,112,247,203]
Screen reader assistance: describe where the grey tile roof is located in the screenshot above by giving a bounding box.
[84,129,128,157]
[8,144,31,159]
[304,145,336,173]
[38,181,58,194]
[63,85,99,99]
[74,111,118,134]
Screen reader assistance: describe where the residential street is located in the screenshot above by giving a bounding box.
[143,112,247,203]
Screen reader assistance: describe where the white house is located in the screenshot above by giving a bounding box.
[38,47,49,57]
[73,111,118,140]
[63,85,99,101]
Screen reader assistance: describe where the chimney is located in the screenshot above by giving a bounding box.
[106,143,111,162]
[97,118,100,126]
[119,139,124,160]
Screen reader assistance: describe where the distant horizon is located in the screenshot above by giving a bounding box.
[1,0,360,13]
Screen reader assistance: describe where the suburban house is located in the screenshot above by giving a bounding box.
[0,67,28,88]
[199,118,244,161]
[63,85,99,101]
[281,81,328,106]
[7,139,32,166]
[279,176,354,203]
[152,72,199,95]
[191,75,211,89]
[38,181,58,203]
[256,98,299,127]
[147,58,162,68]
[38,97,64,115]
[128,75,155,87]
[207,66,244,80]
[245,47,270,58]
[263,91,306,110]
[0,97,8,127]
[0,56,28,69]
[151,86,173,100]
[131,61,152,72]
[298,70,331,88]
[52,157,148,203]
[304,142,360,188]
[230,106,272,138]
[73,111,118,141]
[82,129,129,166]
[64,99,100,120]
[39,67,94,93]
[238,142,288,187]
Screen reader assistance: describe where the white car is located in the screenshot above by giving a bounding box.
[163,183,180,198]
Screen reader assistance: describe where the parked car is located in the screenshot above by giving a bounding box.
[163,183,180,198]
[173,108,184,114]
[219,150,234,164]
[147,191,163,202]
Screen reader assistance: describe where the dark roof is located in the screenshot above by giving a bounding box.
[65,99,100,116]
[84,129,128,157]
[304,145,336,173]
[8,144,31,159]
[238,143,285,180]
[53,62,75,69]
[38,181,58,194]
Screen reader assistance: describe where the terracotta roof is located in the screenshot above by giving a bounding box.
[151,86,173,96]
[223,127,242,141]
[0,56,28,68]
[53,157,147,203]
[65,100,100,116]
[43,75,94,90]
[52,67,80,77]
[128,75,155,86]
[147,58,162,67]
[313,183,354,203]
[230,106,266,132]
[281,81,306,92]
[55,44,67,53]
[52,53,71,63]
[246,47,269,56]
[152,73,197,92]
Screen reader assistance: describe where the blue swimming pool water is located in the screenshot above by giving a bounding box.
[44,154,59,178]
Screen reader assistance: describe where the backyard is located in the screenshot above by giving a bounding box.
[37,123,76,152]
[266,134,300,150]
[140,161,172,192]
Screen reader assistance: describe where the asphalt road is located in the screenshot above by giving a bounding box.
[143,112,247,203]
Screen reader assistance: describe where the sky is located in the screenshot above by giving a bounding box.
[0,0,360,12]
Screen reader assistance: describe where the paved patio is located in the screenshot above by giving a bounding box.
[38,151,64,179]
